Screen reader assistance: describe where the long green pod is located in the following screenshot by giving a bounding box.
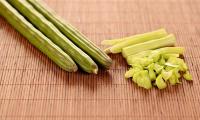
[8,0,98,74]
[0,0,77,72]
[27,0,112,68]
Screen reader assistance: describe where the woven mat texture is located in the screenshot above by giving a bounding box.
[0,0,200,119]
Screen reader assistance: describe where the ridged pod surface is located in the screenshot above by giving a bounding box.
[27,0,112,69]
[0,0,78,72]
[8,0,98,74]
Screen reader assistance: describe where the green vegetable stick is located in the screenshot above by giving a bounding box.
[101,28,167,46]
[0,0,77,72]
[122,34,176,58]
[163,54,180,59]
[105,29,168,53]
[8,0,98,74]
[27,0,112,69]
[157,47,185,55]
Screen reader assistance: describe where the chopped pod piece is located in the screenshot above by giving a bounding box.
[125,68,135,79]
[167,57,188,72]
[154,63,164,74]
[173,68,181,79]
[158,56,166,65]
[132,72,140,83]
[161,70,173,81]
[183,71,193,81]
[126,64,144,79]
[169,74,178,85]
[149,69,156,81]
[135,70,152,89]
[147,63,155,69]
[181,63,188,72]
[156,75,167,89]
[147,63,156,81]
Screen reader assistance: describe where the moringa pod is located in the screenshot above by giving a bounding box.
[8,0,98,74]
[0,0,78,72]
[27,0,112,69]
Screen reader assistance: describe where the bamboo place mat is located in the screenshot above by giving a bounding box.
[0,0,200,120]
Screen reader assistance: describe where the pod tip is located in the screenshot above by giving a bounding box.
[93,68,98,74]
[72,65,78,72]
